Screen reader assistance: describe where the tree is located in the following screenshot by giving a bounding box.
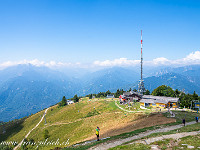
[88,94,92,99]
[133,89,137,92]
[96,92,106,98]
[114,89,125,98]
[105,90,111,95]
[192,91,198,100]
[128,88,132,92]
[61,96,67,106]
[59,96,67,107]
[43,129,50,139]
[144,89,150,95]
[120,89,125,95]
[97,92,101,98]
[179,94,193,108]
[114,89,121,98]
[73,94,79,102]
[174,89,180,97]
[151,85,174,97]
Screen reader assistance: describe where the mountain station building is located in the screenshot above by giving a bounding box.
[106,95,115,99]
[194,102,200,110]
[119,92,179,108]
[119,91,142,104]
[140,95,179,108]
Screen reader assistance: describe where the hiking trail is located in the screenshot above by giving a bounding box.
[88,121,196,150]
[13,108,49,150]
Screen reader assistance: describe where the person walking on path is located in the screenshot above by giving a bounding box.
[96,127,100,141]
[182,118,186,126]
[196,116,198,123]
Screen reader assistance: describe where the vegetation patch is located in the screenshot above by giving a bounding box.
[178,135,200,149]
[0,144,13,150]
[116,101,141,111]
[149,135,200,150]
[85,109,100,118]
[162,110,199,124]
[152,138,176,150]
[108,143,151,150]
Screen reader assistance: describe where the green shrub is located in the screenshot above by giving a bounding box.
[43,129,50,139]
[0,145,12,150]
[85,110,100,118]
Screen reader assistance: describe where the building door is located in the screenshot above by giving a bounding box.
[145,103,149,107]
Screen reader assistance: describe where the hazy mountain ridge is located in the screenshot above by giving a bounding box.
[0,65,141,122]
[78,67,140,95]
[1,64,200,122]
[138,65,200,93]
[144,73,200,93]
[0,65,78,122]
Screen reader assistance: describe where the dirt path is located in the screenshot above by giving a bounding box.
[13,108,49,150]
[43,118,83,128]
[133,130,200,145]
[88,121,196,150]
[114,100,144,113]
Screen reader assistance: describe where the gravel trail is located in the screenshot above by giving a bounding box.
[88,121,196,150]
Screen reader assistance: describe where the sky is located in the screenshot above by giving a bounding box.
[0,0,200,69]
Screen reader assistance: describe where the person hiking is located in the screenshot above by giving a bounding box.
[196,116,198,123]
[182,118,186,126]
[96,127,100,141]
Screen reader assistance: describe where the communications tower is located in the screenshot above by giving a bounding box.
[138,30,145,95]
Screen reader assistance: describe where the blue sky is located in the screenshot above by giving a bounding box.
[0,0,200,68]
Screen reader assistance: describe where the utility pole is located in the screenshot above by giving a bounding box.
[44,112,47,124]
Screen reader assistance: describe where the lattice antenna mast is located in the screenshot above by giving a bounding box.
[141,30,143,81]
[138,30,145,95]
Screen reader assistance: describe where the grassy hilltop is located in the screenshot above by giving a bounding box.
[0,97,178,150]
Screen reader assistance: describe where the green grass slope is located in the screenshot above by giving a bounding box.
[0,109,46,149]
[27,98,126,149]
[1,98,129,149]
[0,98,180,150]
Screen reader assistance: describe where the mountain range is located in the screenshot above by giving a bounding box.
[1,64,200,122]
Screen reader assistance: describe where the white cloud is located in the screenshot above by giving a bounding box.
[183,51,200,61]
[1,51,200,69]
[93,50,200,67]
[93,57,171,67]
[0,61,16,68]
[0,59,79,70]
[171,51,200,65]
[152,57,170,65]
[93,58,140,67]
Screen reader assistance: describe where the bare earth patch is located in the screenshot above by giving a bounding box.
[85,113,176,141]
